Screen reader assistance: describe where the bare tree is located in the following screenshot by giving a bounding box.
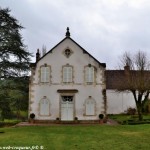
[42,45,47,56]
[118,51,150,120]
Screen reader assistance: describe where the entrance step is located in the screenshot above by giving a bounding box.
[61,121,77,124]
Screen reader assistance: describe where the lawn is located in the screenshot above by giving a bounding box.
[108,114,150,124]
[0,125,150,150]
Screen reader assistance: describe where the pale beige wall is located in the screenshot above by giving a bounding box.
[107,90,136,114]
[30,85,104,120]
[33,39,104,84]
[29,38,105,120]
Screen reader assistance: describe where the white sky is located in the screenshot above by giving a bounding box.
[1,0,150,69]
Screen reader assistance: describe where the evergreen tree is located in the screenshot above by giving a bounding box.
[0,8,31,119]
[0,8,31,78]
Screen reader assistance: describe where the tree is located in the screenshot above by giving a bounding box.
[118,51,150,120]
[0,8,31,78]
[9,76,29,119]
[0,8,31,119]
[0,86,11,120]
[0,77,29,120]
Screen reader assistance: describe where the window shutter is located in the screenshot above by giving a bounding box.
[40,67,50,82]
[85,99,95,115]
[40,67,45,82]
[85,67,89,82]
[63,66,72,83]
[63,67,68,82]
[68,67,72,82]
[85,67,94,83]
[40,98,49,115]
[45,67,50,82]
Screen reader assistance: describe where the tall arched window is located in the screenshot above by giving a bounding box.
[39,97,50,116]
[85,97,96,115]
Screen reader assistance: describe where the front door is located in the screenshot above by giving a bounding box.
[61,96,74,121]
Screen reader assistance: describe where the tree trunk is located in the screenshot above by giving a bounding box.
[133,91,143,121]
[136,102,143,121]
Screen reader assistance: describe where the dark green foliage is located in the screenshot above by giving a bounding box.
[127,107,136,115]
[142,99,150,113]
[0,8,31,119]
[0,77,29,120]
[0,120,20,127]
[108,114,150,125]
[0,8,31,78]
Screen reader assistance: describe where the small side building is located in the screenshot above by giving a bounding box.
[106,69,136,114]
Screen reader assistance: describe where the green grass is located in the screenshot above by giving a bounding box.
[0,120,21,128]
[108,114,150,123]
[0,125,150,149]
[109,114,131,122]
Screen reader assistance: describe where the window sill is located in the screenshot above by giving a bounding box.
[62,82,74,84]
[83,114,96,116]
[86,82,95,85]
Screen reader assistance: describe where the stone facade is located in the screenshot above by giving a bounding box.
[29,28,138,122]
[29,30,106,121]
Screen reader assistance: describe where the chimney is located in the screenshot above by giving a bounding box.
[36,49,40,62]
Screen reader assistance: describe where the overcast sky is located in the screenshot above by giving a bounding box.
[1,0,150,69]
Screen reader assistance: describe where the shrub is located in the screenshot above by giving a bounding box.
[0,120,20,127]
[142,100,150,113]
[127,107,136,115]
[74,117,78,120]
[99,114,104,119]
[30,113,35,119]
[56,117,59,120]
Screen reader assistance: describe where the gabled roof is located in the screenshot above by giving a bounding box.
[36,35,106,68]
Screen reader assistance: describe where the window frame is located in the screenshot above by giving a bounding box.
[40,64,51,83]
[84,65,95,84]
[39,97,51,116]
[62,65,73,83]
[84,97,96,116]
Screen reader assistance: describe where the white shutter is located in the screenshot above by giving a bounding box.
[85,67,94,83]
[90,67,94,82]
[85,67,89,82]
[85,99,95,115]
[45,67,50,82]
[63,67,68,82]
[68,67,72,82]
[40,67,50,82]
[63,66,72,83]
[40,99,49,115]
[40,67,45,82]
